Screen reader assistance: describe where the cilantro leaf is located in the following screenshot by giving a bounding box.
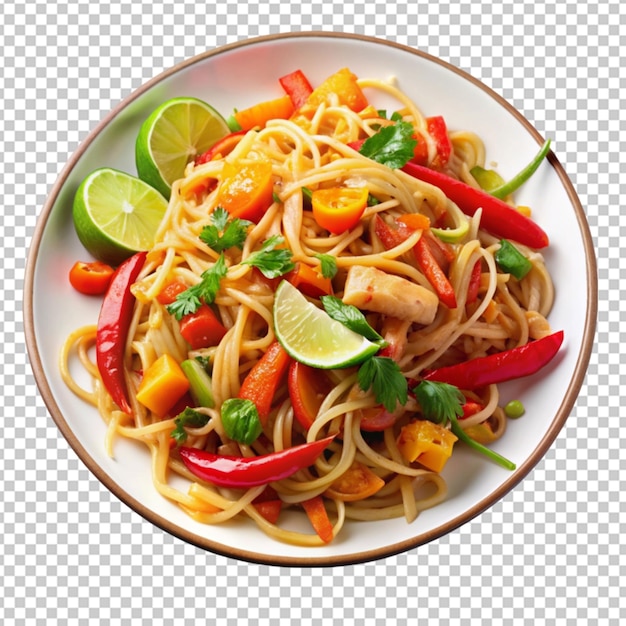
[321,295,384,344]
[241,235,295,279]
[314,253,338,279]
[199,207,252,253]
[358,121,417,170]
[357,356,408,413]
[171,407,210,444]
[167,254,228,320]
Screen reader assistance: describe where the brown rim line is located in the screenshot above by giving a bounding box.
[24,31,598,567]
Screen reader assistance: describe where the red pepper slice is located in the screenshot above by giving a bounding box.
[279,69,314,110]
[301,496,334,543]
[237,341,292,425]
[96,251,147,414]
[426,116,453,168]
[424,330,564,389]
[179,435,335,488]
[288,361,334,430]
[414,236,457,309]
[402,162,550,249]
[195,130,247,165]
[466,259,482,305]
[179,303,227,350]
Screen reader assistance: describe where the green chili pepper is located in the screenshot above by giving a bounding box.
[221,398,263,445]
[470,166,505,193]
[489,139,552,199]
[495,239,533,280]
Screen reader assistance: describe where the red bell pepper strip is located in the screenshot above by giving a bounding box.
[279,69,314,110]
[424,330,564,389]
[288,361,334,430]
[414,236,457,309]
[237,340,292,425]
[96,251,147,415]
[402,162,550,249]
[179,435,335,488]
[178,303,227,350]
[301,496,334,543]
[195,130,247,165]
[466,260,482,305]
[426,116,452,168]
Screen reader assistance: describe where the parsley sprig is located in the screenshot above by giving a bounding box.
[166,254,228,320]
[357,356,407,413]
[358,120,417,169]
[414,380,516,470]
[171,407,210,444]
[241,234,295,279]
[199,207,252,253]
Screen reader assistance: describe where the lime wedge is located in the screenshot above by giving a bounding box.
[72,167,168,265]
[135,97,230,198]
[273,280,380,369]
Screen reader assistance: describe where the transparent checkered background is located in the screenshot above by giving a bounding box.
[3,0,624,623]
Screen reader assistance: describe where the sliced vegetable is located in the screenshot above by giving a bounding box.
[96,251,147,415]
[253,499,283,524]
[414,236,457,309]
[489,139,552,199]
[221,398,263,445]
[286,262,333,297]
[279,69,314,110]
[237,340,292,425]
[325,461,385,501]
[288,361,334,430]
[426,116,453,168]
[356,406,400,432]
[466,260,482,305]
[424,330,564,389]
[311,186,369,234]
[179,303,228,350]
[305,68,368,112]
[157,280,188,305]
[402,162,550,249]
[216,160,275,223]
[495,239,533,280]
[396,419,458,473]
[69,260,115,295]
[179,435,335,488]
[136,353,191,417]
[470,165,505,193]
[301,496,334,543]
[195,130,247,165]
[180,359,215,408]
[233,95,294,131]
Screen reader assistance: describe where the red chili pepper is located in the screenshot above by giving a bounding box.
[237,341,292,425]
[179,435,335,488]
[402,162,550,249]
[279,69,314,110]
[424,330,564,389]
[96,251,147,414]
[179,303,228,350]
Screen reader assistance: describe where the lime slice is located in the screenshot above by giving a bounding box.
[135,96,230,198]
[273,280,379,369]
[72,167,168,265]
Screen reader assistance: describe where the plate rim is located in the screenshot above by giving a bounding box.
[24,30,598,567]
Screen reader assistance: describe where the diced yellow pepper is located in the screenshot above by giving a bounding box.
[136,353,190,417]
[396,420,458,473]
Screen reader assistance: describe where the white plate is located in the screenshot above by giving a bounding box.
[25,32,597,566]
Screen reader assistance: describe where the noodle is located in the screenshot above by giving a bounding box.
[60,69,555,546]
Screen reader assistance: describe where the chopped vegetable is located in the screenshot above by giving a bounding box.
[69,260,115,295]
[288,361,334,430]
[180,359,215,408]
[358,120,417,169]
[424,330,564,389]
[286,262,333,298]
[195,130,247,165]
[179,435,335,488]
[221,398,263,445]
[237,340,292,425]
[414,235,457,309]
[96,251,147,415]
[305,68,368,112]
[425,116,453,169]
[396,420,458,473]
[241,235,296,279]
[279,69,314,110]
[495,239,533,280]
[311,186,369,234]
[179,303,228,349]
[301,496,334,543]
[216,160,275,223]
[233,95,294,131]
[325,461,385,501]
[156,280,188,305]
[136,353,191,417]
[402,162,550,249]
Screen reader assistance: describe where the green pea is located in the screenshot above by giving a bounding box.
[504,400,525,418]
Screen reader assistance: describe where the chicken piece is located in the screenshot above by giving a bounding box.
[342,265,438,325]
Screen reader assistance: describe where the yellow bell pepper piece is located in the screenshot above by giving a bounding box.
[396,420,458,473]
[136,353,190,417]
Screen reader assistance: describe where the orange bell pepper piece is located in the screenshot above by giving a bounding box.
[301,496,334,543]
[136,354,191,417]
[234,95,295,131]
[286,262,333,297]
[311,186,368,234]
[217,160,275,223]
[305,68,369,112]
[396,420,458,473]
[325,462,385,502]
